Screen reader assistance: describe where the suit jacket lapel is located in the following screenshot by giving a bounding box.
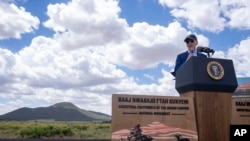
[183,51,189,61]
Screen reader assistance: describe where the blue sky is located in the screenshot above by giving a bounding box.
[0,0,250,115]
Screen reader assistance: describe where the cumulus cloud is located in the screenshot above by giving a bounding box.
[227,38,250,77]
[107,21,209,69]
[159,0,250,32]
[0,1,39,39]
[0,48,17,89]
[220,0,250,29]
[159,0,225,32]
[43,0,128,48]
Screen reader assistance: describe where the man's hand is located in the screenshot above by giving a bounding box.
[186,53,194,61]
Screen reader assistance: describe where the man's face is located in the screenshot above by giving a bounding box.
[185,39,197,51]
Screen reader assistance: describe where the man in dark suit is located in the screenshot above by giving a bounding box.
[172,34,207,77]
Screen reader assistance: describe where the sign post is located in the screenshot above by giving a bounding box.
[111,94,198,141]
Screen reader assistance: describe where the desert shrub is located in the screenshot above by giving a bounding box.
[0,121,110,139]
[95,124,110,130]
[19,126,42,138]
[73,125,88,130]
[42,125,61,137]
[19,125,73,138]
[61,127,73,136]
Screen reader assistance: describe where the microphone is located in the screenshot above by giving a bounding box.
[197,46,215,53]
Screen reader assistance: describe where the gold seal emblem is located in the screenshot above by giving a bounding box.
[207,61,224,80]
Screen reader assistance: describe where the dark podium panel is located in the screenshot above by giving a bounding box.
[175,57,238,94]
[175,57,238,141]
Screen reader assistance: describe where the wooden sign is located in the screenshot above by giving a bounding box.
[111,94,198,141]
[231,98,250,125]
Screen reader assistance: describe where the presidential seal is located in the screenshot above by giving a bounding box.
[207,61,224,80]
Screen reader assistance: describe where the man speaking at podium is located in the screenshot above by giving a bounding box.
[172,34,207,77]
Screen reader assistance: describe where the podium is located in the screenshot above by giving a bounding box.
[175,57,238,141]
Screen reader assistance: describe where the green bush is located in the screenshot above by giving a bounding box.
[19,125,73,138]
[61,127,73,136]
[95,124,110,130]
[0,121,111,139]
[73,125,88,130]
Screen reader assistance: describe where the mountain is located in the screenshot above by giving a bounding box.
[0,102,111,122]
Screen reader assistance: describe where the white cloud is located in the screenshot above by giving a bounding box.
[0,1,39,39]
[107,21,196,69]
[159,0,250,31]
[212,50,226,59]
[159,0,186,7]
[159,0,226,32]
[144,74,155,81]
[220,0,250,29]
[0,48,16,85]
[227,37,250,77]
[44,0,128,48]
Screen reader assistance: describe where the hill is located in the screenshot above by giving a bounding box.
[0,102,111,122]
